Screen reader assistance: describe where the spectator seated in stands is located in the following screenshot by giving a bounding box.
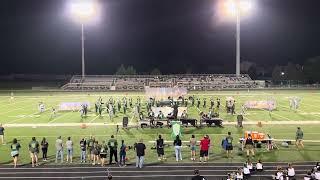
[314,168,320,180]
[192,169,206,180]
[304,171,312,180]
[256,159,263,172]
[236,168,244,180]
[246,159,255,173]
[243,163,251,179]
[287,163,295,179]
[274,166,284,180]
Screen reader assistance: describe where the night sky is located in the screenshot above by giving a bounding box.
[1,0,320,75]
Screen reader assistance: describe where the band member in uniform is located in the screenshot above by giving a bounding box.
[157,111,165,119]
[216,98,221,109]
[181,110,188,119]
[203,98,206,108]
[210,98,214,109]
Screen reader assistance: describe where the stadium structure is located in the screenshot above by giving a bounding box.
[62,74,264,91]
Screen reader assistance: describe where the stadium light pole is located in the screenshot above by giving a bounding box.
[224,0,253,77]
[70,0,98,80]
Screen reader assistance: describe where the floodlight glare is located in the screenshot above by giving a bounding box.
[224,0,253,16]
[219,0,254,77]
[70,0,98,22]
[69,0,99,80]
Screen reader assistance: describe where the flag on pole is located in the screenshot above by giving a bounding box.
[171,121,182,139]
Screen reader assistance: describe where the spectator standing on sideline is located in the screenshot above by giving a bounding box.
[296,127,304,149]
[0,124,5,145]
[41,137,49,161]
[55,136,63,163]
[100,140,108,166]
[92,141,100,165]
[86,136,95,162]
[225,132,233,158]
[11,138,21,168]
[200,136,210,163]
[156,135,165,161]
[89,137,96,163]
[244,134,255,158]
[80,138,86,163]
[173,135,182,162]
[192,169,207,180]
[119,140,127,166]
[108,135,118,165]
[29,137,39,167]
[66,137,73,163]
[206,135,211,159]
[135,139,146,168]
[190,135,197,161]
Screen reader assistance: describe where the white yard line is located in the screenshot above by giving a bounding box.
[89,115,101,123]
[5,111,44,124]
[47,111,75,124]
[278,102,320,119]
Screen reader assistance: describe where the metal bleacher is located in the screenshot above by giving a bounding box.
[61,74,259,91]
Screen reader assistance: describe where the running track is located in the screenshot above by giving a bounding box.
[0,162,315,180]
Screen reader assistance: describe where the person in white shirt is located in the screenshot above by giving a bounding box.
[304,171,312,180]
[275,166,284,180]
[236,168,244,180]
[246,160,254,173]
[66,137,73,163]
[287,163,295,179]
[243,163,251,179]
[314,169,320,180]
[256,160,263,172]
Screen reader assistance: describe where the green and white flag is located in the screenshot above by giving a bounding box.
[171,121,182,139]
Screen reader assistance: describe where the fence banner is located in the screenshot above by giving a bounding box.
[59,102,90,111]
[244,100,276,110]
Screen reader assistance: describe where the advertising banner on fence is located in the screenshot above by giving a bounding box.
[244,100,276,110]
[59,102,90,111]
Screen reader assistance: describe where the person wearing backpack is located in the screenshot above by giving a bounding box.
[119,140,127,166]
[108,135,118,165]
[29,137,40,167]
[225,132,233,158]
[86,136,95,163]
[100,140,108,166]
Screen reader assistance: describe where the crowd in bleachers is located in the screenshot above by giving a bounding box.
[62,74,258,91]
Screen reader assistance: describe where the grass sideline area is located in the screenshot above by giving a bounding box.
[0,89,320,165]
[1,125,320,165]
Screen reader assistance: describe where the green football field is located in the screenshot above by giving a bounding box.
[0,89,320,165]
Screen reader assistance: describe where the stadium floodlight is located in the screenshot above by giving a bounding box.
[70,0,99,80]
[223,0,253,77]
